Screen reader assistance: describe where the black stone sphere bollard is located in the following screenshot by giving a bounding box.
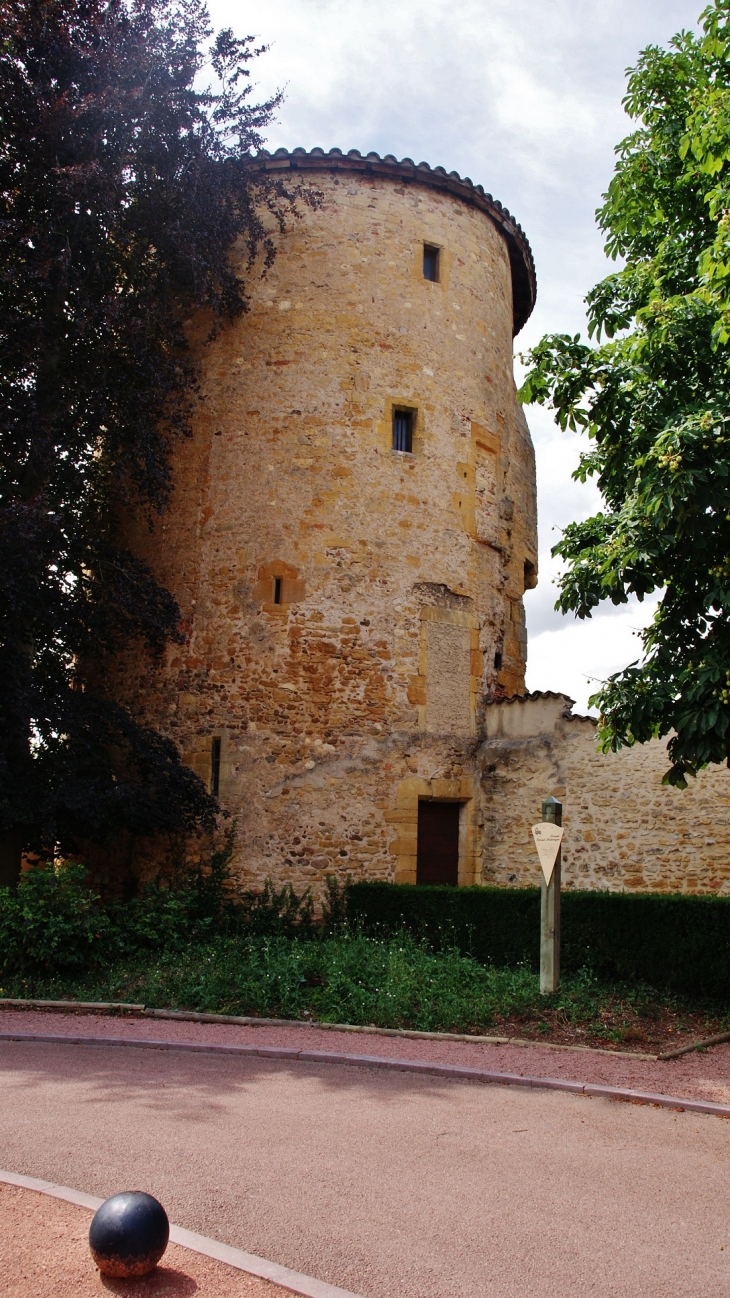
[89,1191,170,1277]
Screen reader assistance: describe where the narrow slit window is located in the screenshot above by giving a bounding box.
[423,244,440,282]
[393,408,414,453]
[273,576,283,605]
[494,650,503,671]
[210,737,221,796]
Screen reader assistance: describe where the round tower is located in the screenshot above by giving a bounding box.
[128,147,537,890]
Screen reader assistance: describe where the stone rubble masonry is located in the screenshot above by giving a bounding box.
[115,153,539,892]
[112,153,730,901]
[481,694,730,895]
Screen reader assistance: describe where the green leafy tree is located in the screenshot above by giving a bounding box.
[520,0,730,786]
[0,0,296,883]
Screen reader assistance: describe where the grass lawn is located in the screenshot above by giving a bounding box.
[2,931,727,1052]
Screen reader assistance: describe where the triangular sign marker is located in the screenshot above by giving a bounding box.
[532,823,564,884]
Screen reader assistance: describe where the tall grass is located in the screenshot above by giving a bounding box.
[1,930,677,1035]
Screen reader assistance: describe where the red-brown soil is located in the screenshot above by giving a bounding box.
[1,1183,285,1298]
[3,1008,730,1102]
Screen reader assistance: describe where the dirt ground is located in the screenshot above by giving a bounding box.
[491,1000,729,1052]
[2,997,725,1055]
[0,1183,287,1298]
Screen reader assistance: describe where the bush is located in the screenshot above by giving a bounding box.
[0,852,317,978]
[345,881,730,1001]
[234,878,315,938]
[40,930,544,1032]
[111,857,315,951]
[8,863,729,1005]
[0,861,111,973]
[345,881,539,966]
[561,891,730,1001]
[108,844,237,954]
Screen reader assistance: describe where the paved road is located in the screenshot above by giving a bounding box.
[1,1039,728,1297]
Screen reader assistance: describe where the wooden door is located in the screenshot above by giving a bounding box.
[416,801,460,886]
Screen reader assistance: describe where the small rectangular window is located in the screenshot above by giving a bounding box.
[210,737,221,796]
[392,408,414,453]
[273,576,283,605]
[494,650,503,671]
[423,244,440,282]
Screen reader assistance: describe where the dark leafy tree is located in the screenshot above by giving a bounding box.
[520,0,730,786]
[0,0,297,883]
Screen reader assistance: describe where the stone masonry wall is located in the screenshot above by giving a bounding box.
[481,694,730,895]
[117,160,537,891]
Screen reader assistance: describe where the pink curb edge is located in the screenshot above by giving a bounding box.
[0,1168,364,1298]
[2,1030,730,1118]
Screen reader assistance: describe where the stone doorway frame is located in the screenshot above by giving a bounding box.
[388,776,480,886]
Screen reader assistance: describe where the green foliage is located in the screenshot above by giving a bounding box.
[5,869,728,1026]
[0,928,563,1032]
[0,0,300,871]
[346,881,730,1000]
[0,854,316,975]
[519,0,730,785]
[233,878,315,938]
[346,881,539,966]
[6,869,730,1006]
[0,861,111,972]
[321,874,349,934]
[108,838,240,952]
[122,933,540,1031]
[0,931,697,1036]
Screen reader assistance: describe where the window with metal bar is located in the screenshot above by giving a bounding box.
[210,737,221,796]
[392,408,414,453]
[423,244,440,282]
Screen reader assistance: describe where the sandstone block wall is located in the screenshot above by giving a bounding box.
[480,694,730,895]
[118,150,538,891]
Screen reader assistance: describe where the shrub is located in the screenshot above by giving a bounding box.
[109,844,236,954]
[345,881,538,966]
[0,850,317,977]
[0,861,111,973]
[234,878,315,938]
[345,881,730,1001]
[321,874,348,934]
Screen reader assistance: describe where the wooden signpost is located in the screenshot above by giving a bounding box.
[532,797,563,995]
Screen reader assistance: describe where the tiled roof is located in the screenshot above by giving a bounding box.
[490,690,597,723]
[245,147,536,336]
[494,690,576,705]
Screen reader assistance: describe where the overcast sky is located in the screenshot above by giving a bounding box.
[209,0,702,711]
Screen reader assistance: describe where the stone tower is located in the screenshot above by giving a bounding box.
[125,147,538,891]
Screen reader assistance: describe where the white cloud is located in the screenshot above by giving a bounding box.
[526,596,661,714]
[208,0,701,706]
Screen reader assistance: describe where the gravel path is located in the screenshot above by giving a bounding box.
[2,1035,729,1297]
[2,1009,730,1102]
[1,1182,285,1297]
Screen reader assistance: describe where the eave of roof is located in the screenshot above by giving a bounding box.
[489,690,597,724]
[245,146,536,336]
[494,690,576,705]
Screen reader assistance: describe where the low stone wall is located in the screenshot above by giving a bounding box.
[479,694,730,895]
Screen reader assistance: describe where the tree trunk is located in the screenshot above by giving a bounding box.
[0,834,23,888]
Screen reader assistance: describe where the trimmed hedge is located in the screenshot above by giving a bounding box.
[345,881,730,1001]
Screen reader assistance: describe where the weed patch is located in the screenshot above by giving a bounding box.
[2,931,727,1049]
